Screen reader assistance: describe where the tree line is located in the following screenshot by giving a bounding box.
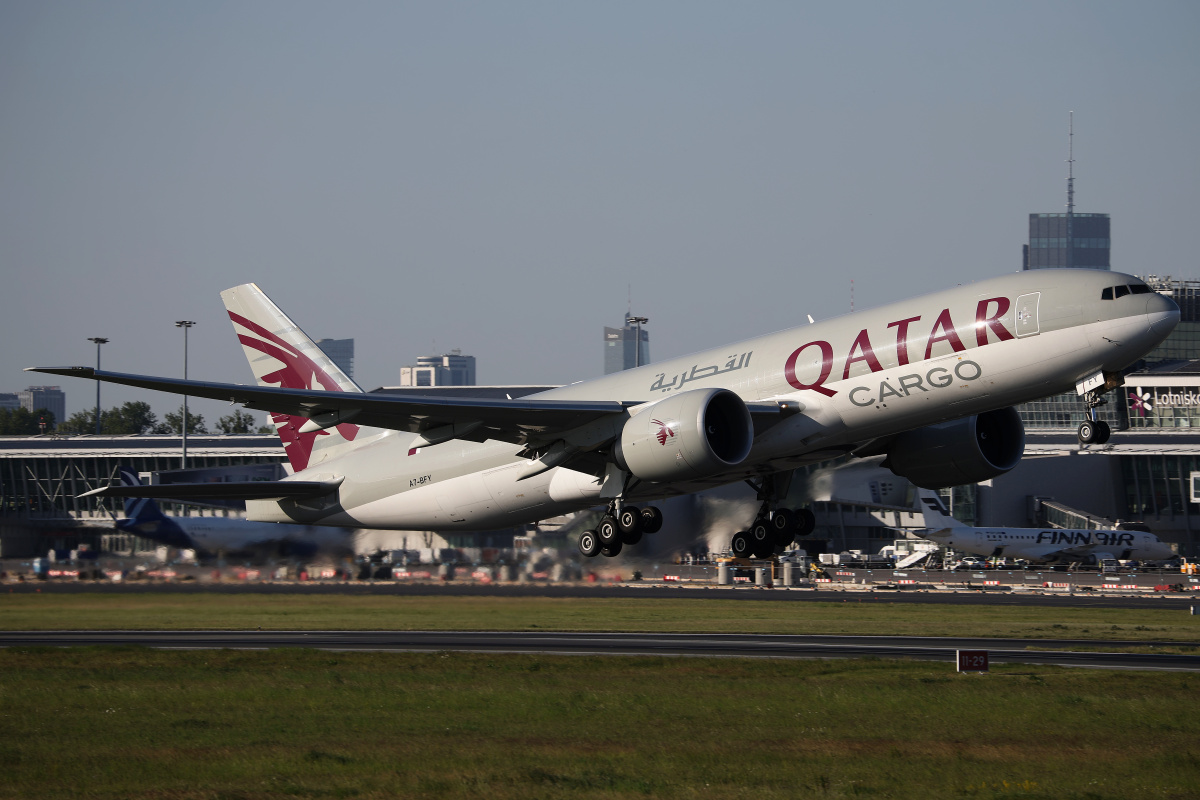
[0,407,57,435]
[1,403,272,435]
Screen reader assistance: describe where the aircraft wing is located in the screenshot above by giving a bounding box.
[30,366,633,444]
[28,366,796,447]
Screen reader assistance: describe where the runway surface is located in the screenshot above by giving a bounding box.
[7,580,1200,609]
[3,630,1197,671]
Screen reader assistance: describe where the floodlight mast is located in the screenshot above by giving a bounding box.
[86,337,108,435]
[175,321,195,468]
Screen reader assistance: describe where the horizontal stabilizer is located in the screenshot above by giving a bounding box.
[80,479,343,501]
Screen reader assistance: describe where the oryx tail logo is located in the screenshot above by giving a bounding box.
[228,310,359,471]
[652,418,675,446]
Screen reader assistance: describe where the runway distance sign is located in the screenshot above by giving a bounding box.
[956,650,989,673]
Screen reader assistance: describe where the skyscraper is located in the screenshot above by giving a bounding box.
[1023,113,1110,271]
[316,338,355,380]
[1024,213,1110,270]
[604,315,650,374]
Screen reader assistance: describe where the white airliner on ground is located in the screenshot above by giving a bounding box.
[32,269,1178,560]
[115,468,354,558]
[917,490,1174,564]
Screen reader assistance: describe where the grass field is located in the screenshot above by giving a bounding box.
[1,647,1197,799]
[3,594,1198,797]
[3,593,1199,644]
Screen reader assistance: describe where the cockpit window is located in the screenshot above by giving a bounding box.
[1102,284,1150,300]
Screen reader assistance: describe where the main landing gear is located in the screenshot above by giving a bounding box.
[577,502,664,558]
[1078,387,1112,446]
[729,506,815,559]
[728,475,815,559]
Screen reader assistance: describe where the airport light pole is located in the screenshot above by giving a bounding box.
[87,337,108,435]
[175,321,195,469]
[626,315,648,368]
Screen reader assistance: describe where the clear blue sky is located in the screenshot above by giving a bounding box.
[2,1,1197,425]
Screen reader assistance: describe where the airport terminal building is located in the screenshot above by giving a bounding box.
[0,434,285,556]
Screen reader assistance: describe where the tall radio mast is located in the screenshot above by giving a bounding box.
[1066,111,1075,268]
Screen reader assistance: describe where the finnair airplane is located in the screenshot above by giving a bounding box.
[917,490,1174,564]
[114,468,355,558]
[32,269,1177,560]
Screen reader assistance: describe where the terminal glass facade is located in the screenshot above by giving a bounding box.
[1122,454,1199,540]
[1016,391,1125,430]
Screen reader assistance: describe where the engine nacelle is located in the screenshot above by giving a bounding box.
[884,407,1025,489]
[613,388,754,483]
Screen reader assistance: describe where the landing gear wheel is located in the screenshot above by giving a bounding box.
[640,506,663,534]
[597,516,621,547]
[578,530,601,558]
[600,541,622,558]
[1095,420,1111,445]
[749,520,775,558]
[770,508,796,535]
[1078,419,1097,445]
[752,537,774,559]
[731,531,753,558]
[795,508,816,537]
[621,527,643,546]
[618,506,643,536]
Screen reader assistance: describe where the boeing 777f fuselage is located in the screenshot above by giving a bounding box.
[34,268,1178,559]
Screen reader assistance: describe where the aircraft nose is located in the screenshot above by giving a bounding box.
[1146,291,1180,335]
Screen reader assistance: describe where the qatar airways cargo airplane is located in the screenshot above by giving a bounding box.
[31,269,1177,560]
[917,490,1174,565]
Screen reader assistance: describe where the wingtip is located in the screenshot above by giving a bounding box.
[25,366,95,377]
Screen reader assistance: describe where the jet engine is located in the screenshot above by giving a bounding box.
[613,388,754,483]
[883,407,1025,489]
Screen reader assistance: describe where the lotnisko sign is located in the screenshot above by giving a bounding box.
[1127,381,1200,420]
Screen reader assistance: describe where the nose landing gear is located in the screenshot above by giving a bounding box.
[1078,387,1112,445]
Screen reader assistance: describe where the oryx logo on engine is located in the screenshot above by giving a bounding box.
[652,418,675,446]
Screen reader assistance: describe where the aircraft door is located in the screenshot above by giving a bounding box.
[1015,292,1040,337]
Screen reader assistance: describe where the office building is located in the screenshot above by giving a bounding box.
[604,315,650,374]
[1023,114,1110,272]
[17,386,65,427]
[400,350,476,387]
[0,394,19,412]
[316,338,355,380]
[1023,213,1111,270]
